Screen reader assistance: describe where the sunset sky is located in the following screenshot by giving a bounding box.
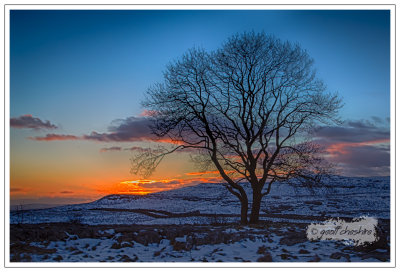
[9,9,391,205]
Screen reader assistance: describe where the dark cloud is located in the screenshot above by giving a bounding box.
[314,119,389,144]
[28,116,182,146]
[10,188,24,192]
[99,146,122,153]
[28,134,80,141]
[11,114,57,130]
[99,146,154,152]
[60,191,74,194]
[315,118,390,177]
[167,180,181,185]
[337,164,390,178]
[83,117,153,142]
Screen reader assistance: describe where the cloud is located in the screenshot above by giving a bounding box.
[83,117,153,142]
[116,179,185,194]
[124,146,152,152]
[99,146,155,153]
[28,134,80,141]
[185,170,220,176]
[330,144,390,177]
[325,139,390,156]
[24,113,390,178]
[10,187,31,195]
[315,119,390,177]
[137,180,183,189]
[28,116,185,146]
[314,119,389,144]
[82,117,185,145]
[60,191,74,194]
[11,114,57,130]
[116,177,221,195]
[100,146,122,152]
[331,145,390,167]
[139,110,157,117]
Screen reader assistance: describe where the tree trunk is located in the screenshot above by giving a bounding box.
[249,189,262,224]
[240,197,248,224]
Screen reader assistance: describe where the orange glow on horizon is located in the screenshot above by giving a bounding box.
[185,170,220,176]
[153,138,186,145]
[107,176,224,196]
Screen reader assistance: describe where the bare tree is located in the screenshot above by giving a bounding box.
[132,32,342,224]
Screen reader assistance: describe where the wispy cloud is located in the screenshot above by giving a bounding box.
[185,170,220,176]
[28,134,80,141]
[325,139,390,156]
[28,116,184,146]
[124,146,152,152]
[139,110,157,117]
[99,146,122,153]
[10,187,31,195]
[11,114,57,130]
[60,191,74,194]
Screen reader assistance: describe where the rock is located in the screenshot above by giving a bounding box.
[257,245,268,254]
[330,252,350,261]
[299,249,310,254]
[121,241,133,248]
[361,252,388,262]
[279,232,307,246]
[119,255,138,262]
[53,255,63,261]
[308,254,321,262]
[280,253,290,260]
[111,241,133,249]
[172,241,187,251]
[134,230,161,246]
[257,252,272,262]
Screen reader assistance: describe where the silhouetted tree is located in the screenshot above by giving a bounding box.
[132,32,342,224]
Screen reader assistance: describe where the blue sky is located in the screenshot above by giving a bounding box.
[11,10,390,129]
[9,9,391,204]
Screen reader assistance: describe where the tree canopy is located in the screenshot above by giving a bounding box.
[132,32,342,224]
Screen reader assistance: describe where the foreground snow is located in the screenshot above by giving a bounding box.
[9,176,390,263]
[10,221,390,262]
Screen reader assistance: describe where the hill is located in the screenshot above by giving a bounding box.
[10,176,390,225]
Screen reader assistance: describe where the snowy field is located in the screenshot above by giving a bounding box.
[9,176,390,263]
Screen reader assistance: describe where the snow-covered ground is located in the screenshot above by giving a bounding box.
[9,176,390,263]
[10,176,390,225]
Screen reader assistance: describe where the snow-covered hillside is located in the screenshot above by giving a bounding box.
[10,176,390,225]
[10,176,391,263]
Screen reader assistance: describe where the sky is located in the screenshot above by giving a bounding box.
[9,9,391,205]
